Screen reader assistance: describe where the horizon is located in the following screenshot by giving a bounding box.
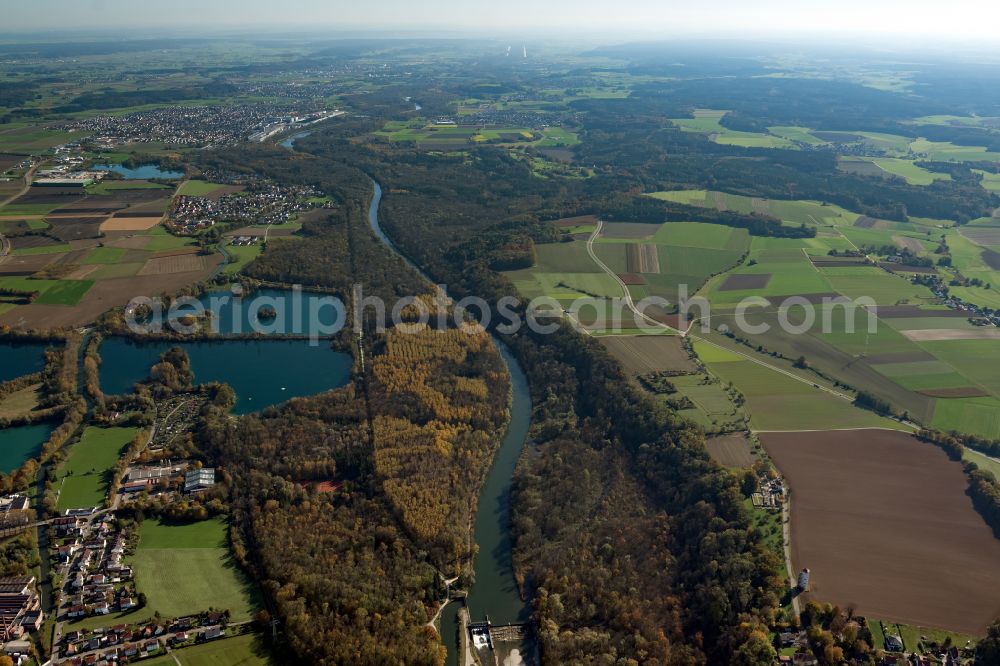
[4,0,1000,46]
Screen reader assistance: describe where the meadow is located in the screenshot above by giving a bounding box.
[132,518,259,622]
[141,633,275,666]
[692,340,902,432]
[56,426,138,510]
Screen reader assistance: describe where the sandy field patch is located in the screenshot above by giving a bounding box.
[100,216,162,232]
[901,328,1000,341]
[892,235,925,254]
[763,429,1000,634]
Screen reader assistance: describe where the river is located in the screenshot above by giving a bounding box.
[366,180,531,660]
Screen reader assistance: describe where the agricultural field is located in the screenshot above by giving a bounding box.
[692,339,902,432]
[763,429,1000,634]
[177,180,231,197]
[595,219,751,302]
[638,189,1000,438]
[669,110,795,148]
[704,432,756,468]
[133,518,259,622]
[0,189,219,327]
[598,335,696,375]
[56,426,138,510]
[839,157,951,186]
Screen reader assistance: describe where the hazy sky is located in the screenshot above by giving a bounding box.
[5,0,1000,40]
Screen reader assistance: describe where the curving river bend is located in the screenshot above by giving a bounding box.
[366,180,531,660]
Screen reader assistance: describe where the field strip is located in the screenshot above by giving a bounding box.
[753,427,914,433]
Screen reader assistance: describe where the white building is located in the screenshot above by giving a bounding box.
[184,468,216,493]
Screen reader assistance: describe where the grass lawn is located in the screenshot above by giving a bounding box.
[86,180,171,195]
[133,518,259,622]
[222,244,263,275]
[866,158,951,186]
[0,383,42,419]
[82,247,127,265]
[34,279,94,305]
[144,225,197,251]
[11,243,73,256]
[1,203,63,216]
[932,396,1000,439]
[141,633,276,666]
[57,426,138,510]
[0,276,58,295]
[963,447,1000,479]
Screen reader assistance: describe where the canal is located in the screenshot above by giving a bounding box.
[366,179,531,661]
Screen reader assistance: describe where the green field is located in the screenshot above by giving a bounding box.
[964,448,1000,479]
[178,180,229,196]
[142,633,276,666]
[143,225,198,251]
[57,426,138,510]
[133,518,259,622]
[847,157,951,186]
[86,180,171,195]
[11,243,73,256]
[82,247,127,265]
[669,110,794,149]
[33,279,94,305]
[693,340,903,431]
[222,244,264,275]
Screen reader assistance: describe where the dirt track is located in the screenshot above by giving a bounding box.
[763,429,1000,634]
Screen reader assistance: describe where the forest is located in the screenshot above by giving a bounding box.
[263,100,786,663]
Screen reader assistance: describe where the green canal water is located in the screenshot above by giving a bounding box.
[367,179,531,663]
[0,422,55,473]
[98,337,352,415]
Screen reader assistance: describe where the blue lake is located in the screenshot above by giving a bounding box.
[0,422,55,473]
[163,289,345,337]
[93,163,183,180]
[0,341,50,382]
[98,338,352,415]
[280,131,311,149]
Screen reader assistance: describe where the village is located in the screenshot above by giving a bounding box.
[59,105,328,148]
[167,177,331,235]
